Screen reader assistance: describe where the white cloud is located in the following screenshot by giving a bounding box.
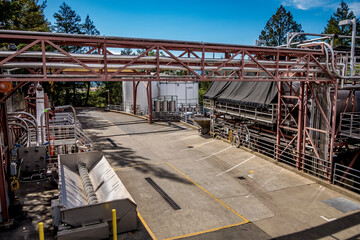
[282,0,338,10]
[349,2,360,15]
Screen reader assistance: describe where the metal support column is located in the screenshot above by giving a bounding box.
[296,81,305,169]
[147,81,152,123]
[0,102,9,222]
[132,81,139,115]
[276,82,282,161]
[329,81,338,180]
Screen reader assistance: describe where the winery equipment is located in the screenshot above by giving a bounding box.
[52,151,137,240]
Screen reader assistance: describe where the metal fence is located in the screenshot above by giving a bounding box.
[333,163,360,192]
[109,104,124,111]
[339,112,360,139]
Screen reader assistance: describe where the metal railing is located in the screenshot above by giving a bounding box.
[339,112,360,139]
[333,163,360,192]
[109,104,124,111]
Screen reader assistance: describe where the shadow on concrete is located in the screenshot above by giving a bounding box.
[0,180,57,240]
[78,110,192,186]
[274,211,360,240]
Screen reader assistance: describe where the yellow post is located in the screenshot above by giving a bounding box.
[112,209,117,240]
[38,222,44,240]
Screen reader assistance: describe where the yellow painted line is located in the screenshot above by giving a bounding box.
[249,170,255,173]
[163,222,246,240]
[118,162,250,240]
[138,211,158,240]
[166,162,249,223]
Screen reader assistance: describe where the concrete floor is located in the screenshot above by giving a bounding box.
[78,109,360,240]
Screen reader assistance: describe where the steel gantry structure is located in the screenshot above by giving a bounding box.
[0,30,358,223]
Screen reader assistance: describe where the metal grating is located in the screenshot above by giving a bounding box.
[145,178,181,210]
[322,197,360,213]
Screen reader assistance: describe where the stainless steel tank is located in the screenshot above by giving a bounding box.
[169,100,176,112]
[187,105,192,112]
[162,100,168,112]
[154,100,161,112]
[195,104,200,113]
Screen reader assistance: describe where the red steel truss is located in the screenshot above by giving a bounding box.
[0,30,343,223]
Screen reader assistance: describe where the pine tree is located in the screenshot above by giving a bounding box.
[324,0,360,46]
[82,15,100,35]
[53,2,82,35]
[259,5,305,46]
[52,2,84,106]
[81,15,100,106]
[0,0,49,32]
[121,48,134,55]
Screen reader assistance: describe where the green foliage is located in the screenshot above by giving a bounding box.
[82,14,99,35]
[102,82,123,105]
[121,48,134,55]
[259,5,305,46]
[0,0,49,32]
[198,81,211,106]
[323,0,360,46]
[52,2,82,34]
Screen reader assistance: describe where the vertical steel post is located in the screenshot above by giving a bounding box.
[0,102,9,222]
[276,82,282,161]
[132,81,137,115]
[41,40,47,79]
[275,52,281,161]
[329,81,338,181]
[296,81,305,169]
[350,18,356,76]
[302,84,308,169]
[147,81,152,123]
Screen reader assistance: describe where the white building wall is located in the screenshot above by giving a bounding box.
[122,81,199,113]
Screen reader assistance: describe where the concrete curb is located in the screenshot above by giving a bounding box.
[109,109,149,121]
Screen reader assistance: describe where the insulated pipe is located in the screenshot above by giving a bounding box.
[9,112,39,145]
[8,116,30,147]
[40,105,76,145]
[280,36,332,47]
[8,122,29,147]
[78,163,99,205]
[297,41,359,81]
[287,32,360,48]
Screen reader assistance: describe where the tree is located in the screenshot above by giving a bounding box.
[259,5,305,46]
[324,0,360,46]
[0,0,49,32]
[52,3,85,106]
[52,2,82,35]
[121,48,134,55]
[81,14,100,106]
[82,14,100,35]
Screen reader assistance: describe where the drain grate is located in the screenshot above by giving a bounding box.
[145,178,181,210]
[106,138,118,148]
[237,176,246,180]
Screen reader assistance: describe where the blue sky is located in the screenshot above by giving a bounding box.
[43,0,360,46]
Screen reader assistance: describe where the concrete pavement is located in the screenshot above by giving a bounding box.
[79,109,360,240]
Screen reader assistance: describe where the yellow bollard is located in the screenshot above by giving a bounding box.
[112,209,117,240]
[38,222,44,240]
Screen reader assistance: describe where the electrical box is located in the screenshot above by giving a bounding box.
[18,146,47,173]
